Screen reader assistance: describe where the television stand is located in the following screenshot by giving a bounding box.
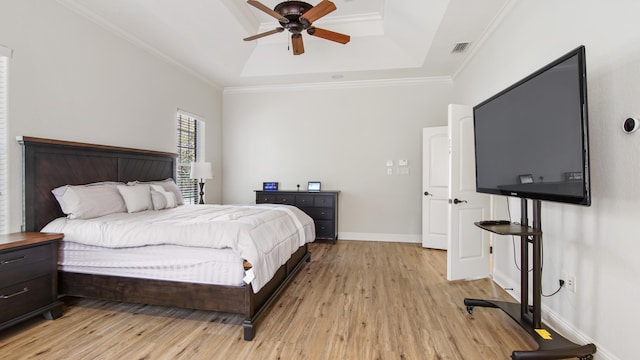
[465,199,596,360]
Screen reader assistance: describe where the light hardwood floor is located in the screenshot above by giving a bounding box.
[0,241,536,359]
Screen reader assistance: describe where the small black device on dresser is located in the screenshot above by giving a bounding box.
[0,232,64,331]
[256,190,339,244]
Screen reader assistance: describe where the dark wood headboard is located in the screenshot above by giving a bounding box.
[19,136,177,232]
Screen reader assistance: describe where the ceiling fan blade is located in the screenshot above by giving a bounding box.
[307,27,350,44]
[246,0,289,23]
[300,0,336,25]
[243,27,285,41]
[291,34,305,55]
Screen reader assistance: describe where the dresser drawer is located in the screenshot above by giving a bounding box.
[256,193,276,204]
[274,194,295,205]
[0,244,54,288]
[0,275,55,323]
[315,221,335,239]
[295,195,314,207]
[305,207,334,220]
[314,195,334,207]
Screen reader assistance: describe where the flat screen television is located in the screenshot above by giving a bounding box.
[473,46,590,206]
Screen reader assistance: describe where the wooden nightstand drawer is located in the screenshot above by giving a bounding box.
[0,232,63,331]
[0,275,54,323]
[0,244,54,288]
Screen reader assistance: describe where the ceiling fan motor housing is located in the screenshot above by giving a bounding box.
[245,0,348,55]
[274,1,313,33]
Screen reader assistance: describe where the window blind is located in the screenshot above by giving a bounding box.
[176,112,199,204]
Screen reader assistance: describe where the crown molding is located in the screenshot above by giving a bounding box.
[223,76,452,94]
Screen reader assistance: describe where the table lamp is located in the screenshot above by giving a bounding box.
[190,162,213,204]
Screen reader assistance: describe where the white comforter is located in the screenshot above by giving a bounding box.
[42,204,316,292]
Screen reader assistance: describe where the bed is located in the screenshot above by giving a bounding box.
[19,136,313,340]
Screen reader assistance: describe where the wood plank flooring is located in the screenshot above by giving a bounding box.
[0,241,536,359]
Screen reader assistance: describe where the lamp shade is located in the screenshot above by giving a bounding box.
[190,162,213,180]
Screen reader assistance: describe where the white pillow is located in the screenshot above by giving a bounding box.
[117,184,153,213]
[150,185,177,210]
[52,182,126,219]
[128,178,184,205]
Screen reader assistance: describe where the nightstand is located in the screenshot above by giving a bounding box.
[0,232,64,331]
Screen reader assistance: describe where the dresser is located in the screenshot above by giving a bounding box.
[256,190,339,243]
[0,232,64,330]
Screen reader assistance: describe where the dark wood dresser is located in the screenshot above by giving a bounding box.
[0,232,64,330]
[256,190,339,243]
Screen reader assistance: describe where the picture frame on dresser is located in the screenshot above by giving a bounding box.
[262,182,278,191]
[307,182,321,192]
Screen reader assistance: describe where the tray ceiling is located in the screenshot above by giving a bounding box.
[57,0,511,88]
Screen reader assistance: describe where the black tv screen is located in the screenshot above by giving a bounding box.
[473,46,590,205]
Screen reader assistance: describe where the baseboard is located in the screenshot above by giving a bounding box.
[492,269,617,360]
[492,268,521,298]
[337,232,421,244]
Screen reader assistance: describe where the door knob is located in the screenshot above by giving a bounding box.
[424,191,432,196]
[451,198,467,204]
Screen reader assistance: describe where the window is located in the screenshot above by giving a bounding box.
[176,111,204,204]
[0,46,10,234]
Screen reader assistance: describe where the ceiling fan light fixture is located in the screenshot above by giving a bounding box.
[275,1,314,33]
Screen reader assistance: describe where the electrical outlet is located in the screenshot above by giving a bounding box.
[566,276,576,292]
[561,272,576,293]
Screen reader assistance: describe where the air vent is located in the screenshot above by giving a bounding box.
[451,42,471,53]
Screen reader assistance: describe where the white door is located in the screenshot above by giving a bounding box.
[447,104,491,281]
[422,127,449,249]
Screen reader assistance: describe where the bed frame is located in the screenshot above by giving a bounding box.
[19,136,310,340]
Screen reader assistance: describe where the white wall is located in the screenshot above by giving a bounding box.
[223,80,453,241]
[0,0,223,232]
[453,1,640,359]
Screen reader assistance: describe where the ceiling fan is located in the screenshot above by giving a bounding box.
[244,0,350,55]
